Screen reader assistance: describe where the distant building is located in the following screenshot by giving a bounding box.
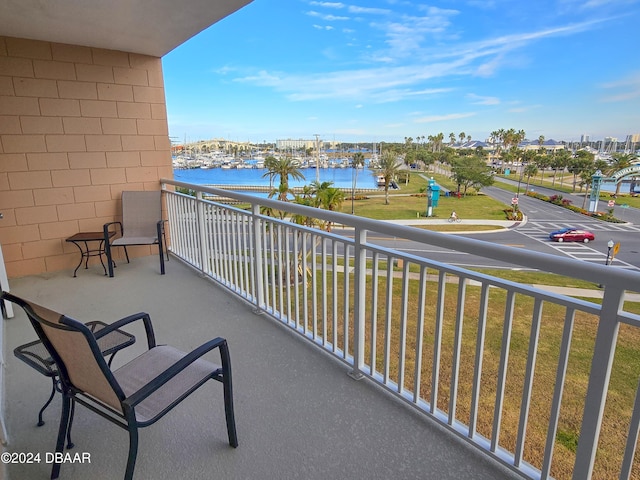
[276,138,314,150]
[624,134,640,153]
[519,139,566,153]
[581,134,590,144]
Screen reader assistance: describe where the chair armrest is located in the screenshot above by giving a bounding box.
[123,337,228,408]
[93,312,156,350]
[103,221,123,240]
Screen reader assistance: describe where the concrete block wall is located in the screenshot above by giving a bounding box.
[0,36,173,278]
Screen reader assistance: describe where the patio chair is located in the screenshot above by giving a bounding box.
[103,191,168,277]
[1,291,238,480]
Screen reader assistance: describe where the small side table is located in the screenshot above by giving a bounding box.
[14,321,135,447]
[66,231,115,277]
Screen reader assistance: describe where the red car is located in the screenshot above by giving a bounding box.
[549,227,595,243]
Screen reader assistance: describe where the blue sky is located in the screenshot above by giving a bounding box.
[162,0,640,146]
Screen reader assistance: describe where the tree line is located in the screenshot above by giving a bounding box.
[260,128,638,224]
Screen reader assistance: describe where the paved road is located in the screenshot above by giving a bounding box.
[363,175,640,271]
[492,175,640,225]
[483,177,640,270]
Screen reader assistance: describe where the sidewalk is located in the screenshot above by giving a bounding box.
[385,218,523,227]
[531,284,640,302]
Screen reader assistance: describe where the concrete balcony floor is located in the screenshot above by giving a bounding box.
[3,255,519,480]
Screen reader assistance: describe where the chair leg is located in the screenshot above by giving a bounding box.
[157,223,166,274]
[66,399,75,449]
[124,425,139,480]
[158,243,165,275]
[37,377,57,426]
[219,341,238,447]
[51,393,72,480]
[105,241,115,277]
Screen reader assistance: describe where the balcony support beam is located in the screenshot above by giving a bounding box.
[573,286,624,480]
[350,227,367,380]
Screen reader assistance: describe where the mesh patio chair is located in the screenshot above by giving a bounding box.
[1,291,238,480]
[104,191,168,277]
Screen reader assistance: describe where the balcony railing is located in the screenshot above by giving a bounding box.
[161,178,640,480]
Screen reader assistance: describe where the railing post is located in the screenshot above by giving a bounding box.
[350,227,367,379]
[195,191,208,274]
[572,285,625,480]
[251,204,264,310]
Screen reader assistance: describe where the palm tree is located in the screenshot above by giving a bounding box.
[351,151,365,214]
[552,149,571,187]
[263,155,278,189]
[449,132,456,146]
[378,151,401,205]
[608,153,634,196]
[318,186,345,232]
[309,180,333,202]
[459,132,466,144]
[523,163,538,193]
[404,137,413,151]
[262,157,305,202]
[535,153,550,184]
[568,150,594,193]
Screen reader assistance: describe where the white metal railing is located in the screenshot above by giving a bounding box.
[161,179,640,480]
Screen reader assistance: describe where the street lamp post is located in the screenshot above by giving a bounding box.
[516,160,526,201]
[605,239,614,265]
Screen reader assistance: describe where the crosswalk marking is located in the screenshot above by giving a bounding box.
[526,220,640,233]
[515,222,640,271]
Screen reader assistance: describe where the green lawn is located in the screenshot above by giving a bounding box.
[498,172,640,208]
[341,172,510,220]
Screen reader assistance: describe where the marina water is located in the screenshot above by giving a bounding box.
[174,166,381,191]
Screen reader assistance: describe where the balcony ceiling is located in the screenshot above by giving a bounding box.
[0,0,253,57]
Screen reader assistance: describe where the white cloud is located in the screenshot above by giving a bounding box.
[229,13,620,110]
[415,112,477,123]
[348,6,392,15]
[466,1,498,9]
[214,65,237,75]
[306,10,350,21]
[235,62,460,103]
[508,104,541,113]
[600,71,640,102]
[466,93,500,105]
[308,1,345,8]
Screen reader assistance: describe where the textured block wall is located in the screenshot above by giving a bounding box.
[0,36,173,278]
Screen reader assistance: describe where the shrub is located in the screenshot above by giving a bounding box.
[504,209,524,221]
[528,191,624,223]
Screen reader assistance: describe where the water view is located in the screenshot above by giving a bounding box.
[173,166,381,190]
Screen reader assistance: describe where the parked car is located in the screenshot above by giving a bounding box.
[549,227,595,243]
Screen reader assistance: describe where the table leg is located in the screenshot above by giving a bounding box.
[37,377,57,426]
[69,241,84,277]
[98,239,108,275]
[83,241,90,270]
